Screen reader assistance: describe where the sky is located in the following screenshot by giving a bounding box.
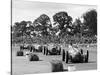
[12,0,97,25]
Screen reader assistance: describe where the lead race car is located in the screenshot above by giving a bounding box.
[64,43,89,63]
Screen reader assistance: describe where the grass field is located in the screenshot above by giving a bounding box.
[12,45,97,75]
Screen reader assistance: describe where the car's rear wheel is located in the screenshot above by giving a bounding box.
[43,47,46,55]
[85,50,89,63]
[80,49,83,54]
[58,47,61,55]
[46,49,48,55]
[65,51,69,63]
[62,49,65,61]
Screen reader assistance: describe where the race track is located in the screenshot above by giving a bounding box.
[12,45,97,75]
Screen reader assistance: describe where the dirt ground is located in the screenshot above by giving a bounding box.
[12,45,97,75]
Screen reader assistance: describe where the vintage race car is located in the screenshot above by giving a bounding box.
[20,44,43,52]
[63,47,89,63]
[20,44,31,50]
[30,44,43,52]
[45,44,61,55]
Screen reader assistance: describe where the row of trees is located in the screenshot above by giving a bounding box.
[12,9,97,44]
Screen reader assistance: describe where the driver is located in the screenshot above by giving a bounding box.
[68,43,79,55]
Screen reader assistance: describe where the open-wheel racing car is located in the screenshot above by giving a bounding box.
[45,44,61,55]
[30,44,43,52]
[20,44,29,50]
[63,46,89,63]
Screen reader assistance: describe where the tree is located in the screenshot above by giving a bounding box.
[12,21,34,44]
[33,14,52,36]
[53,11,73,37]
[72,18,82,34]
[82,9,97,36]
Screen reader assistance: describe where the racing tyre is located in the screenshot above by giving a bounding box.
[46,49,48,55]
[85,50,89,63]
[43,47,46,55]
[65,51,69,63]
[62,49,65,61]
[80,49,83,54]
[59,49,61,55]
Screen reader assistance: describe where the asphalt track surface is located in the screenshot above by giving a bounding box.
[12,45,97,75]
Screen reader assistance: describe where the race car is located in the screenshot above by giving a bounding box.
[45,44,61,55]
[20,44,29,50]
[63,45,89,63]
[20,44,33,51]
[32,44,43,52]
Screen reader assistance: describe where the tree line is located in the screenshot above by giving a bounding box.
[11,9,97,44]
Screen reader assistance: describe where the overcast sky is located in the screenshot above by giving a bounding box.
[12,0,97,25]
